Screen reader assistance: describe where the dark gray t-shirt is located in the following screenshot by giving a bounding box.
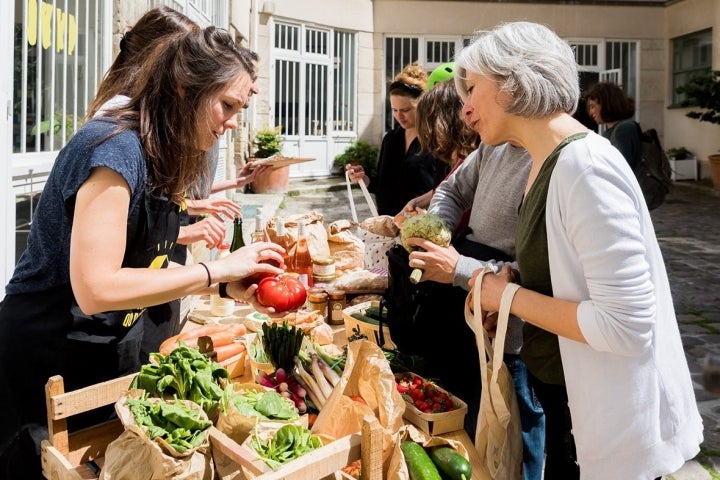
[7,118,146,294]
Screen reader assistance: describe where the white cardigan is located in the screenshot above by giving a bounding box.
[545,132,703,479]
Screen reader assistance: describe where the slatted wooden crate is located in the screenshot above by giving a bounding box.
[41,374,383,480]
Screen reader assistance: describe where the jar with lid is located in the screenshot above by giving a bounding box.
[307,287,328,320]
[312,255,336,284]
[327,289,346,325]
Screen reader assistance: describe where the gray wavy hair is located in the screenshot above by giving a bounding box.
[454,21,579,118]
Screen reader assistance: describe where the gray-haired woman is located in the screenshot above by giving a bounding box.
[457,21,702,479]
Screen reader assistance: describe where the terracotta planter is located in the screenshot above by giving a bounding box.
[249,162,290,194]
[709,154,720,191]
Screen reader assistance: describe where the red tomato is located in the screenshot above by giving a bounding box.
[255,275,307,312]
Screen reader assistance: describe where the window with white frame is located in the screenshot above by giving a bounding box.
[384,36,459,131]
[273,21,357,138]
[13,0,106,154]
[672,29,712,106]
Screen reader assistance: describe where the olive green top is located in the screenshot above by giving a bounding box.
[516,133,588,385]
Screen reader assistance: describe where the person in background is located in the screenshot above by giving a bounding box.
[405,79,545,479]
[585,81,641,169]
[87,6,269,360]
[457,21,702,479]
[0,26,285,478]
[401,65,478,217]
[346,63,445,216]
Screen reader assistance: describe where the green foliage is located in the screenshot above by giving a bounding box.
[676,70,720,125]
[666,146,693,160]
[253,126,283,158]
[333,139,379,177]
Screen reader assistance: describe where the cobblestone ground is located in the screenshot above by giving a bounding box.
[651,182,720,475]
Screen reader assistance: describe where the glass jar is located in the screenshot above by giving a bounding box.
[327,289,346,325]
[312,255,336,284]
[307,287,328,320]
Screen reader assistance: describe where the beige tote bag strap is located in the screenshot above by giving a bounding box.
[490,282,521,385]
[464,268,494,387]
[345,170,379,223]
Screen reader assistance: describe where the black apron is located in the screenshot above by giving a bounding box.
[0,187,179,478]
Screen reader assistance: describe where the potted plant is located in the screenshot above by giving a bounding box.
[665,146,697,181]
[248,126,289,194]
[675,70,720,189]
[333,139,379,177]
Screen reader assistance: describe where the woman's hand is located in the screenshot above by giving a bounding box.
[468,265,515,337]
[406,237,459,284]
[186,197,241,218]
[177,216,227,248]
[236,162,271,188]
[210,241,285,285]
[345,164,369,186]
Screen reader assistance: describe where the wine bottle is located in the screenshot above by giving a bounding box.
[230,217,245,252]
[292,220,313,288]
[251,214,269,243]
[275,218,291,269]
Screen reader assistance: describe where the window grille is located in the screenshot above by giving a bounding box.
[273,22,356,140]
[333,31,356,133]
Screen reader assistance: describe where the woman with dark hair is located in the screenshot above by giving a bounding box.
[87,7,270,361]
[346,63,445,216]
[0,26,285,478]
[585,81,641,169]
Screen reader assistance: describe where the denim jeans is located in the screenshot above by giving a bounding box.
[505,354,546,480]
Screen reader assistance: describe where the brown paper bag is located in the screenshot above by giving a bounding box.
[100,393,214,480]
[266,211,330,258]
[311,340,405,475]
[387,424,471,480]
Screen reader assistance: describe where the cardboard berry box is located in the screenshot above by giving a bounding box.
[394,372,468,436]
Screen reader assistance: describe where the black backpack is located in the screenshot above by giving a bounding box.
[613,121,673,210]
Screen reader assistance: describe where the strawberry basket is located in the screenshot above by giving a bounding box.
[394,372,468,435]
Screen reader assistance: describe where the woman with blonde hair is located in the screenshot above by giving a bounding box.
[346,63,445,216]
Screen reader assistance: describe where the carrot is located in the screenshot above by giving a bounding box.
[215,342,247,362]
[158,322,247,356]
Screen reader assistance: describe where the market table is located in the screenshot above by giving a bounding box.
[184,296,487,479]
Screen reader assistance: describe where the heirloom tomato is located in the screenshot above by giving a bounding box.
[255,274,307,312]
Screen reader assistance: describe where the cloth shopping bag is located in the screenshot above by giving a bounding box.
[345,171,398,271]
[464,268,523,479]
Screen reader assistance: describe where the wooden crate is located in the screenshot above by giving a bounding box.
[41,374,383,480]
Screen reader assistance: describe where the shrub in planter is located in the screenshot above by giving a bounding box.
[333,140,379,178]
[666,147,693,160]
[252,126,283,158]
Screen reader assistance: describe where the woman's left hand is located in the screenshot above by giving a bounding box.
[236,162,271,187]
[186,197,241,218]
[468,265,515,336]
[406,237,459,284]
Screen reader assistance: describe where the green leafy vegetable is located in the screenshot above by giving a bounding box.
[126,394,212,454]
[250,424,323,469]
[131,343,229,417]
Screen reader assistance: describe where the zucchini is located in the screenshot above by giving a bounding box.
[429,447,473,480]
[400,441,442,480]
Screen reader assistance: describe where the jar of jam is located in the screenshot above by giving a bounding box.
[312,255,336,284]
[307,287,328,320]
[327,289,346,325]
